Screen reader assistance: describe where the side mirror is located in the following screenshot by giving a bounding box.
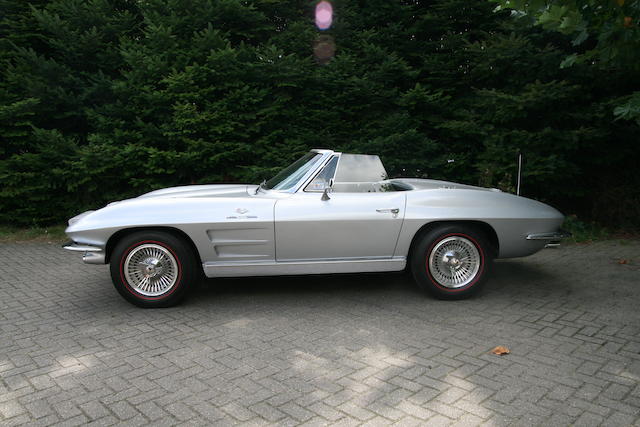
[321,187,330,201]
[321,179,332,201]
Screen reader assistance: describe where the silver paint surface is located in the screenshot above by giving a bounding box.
[65,150,565,277]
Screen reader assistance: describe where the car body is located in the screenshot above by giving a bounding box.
[64,149,568,307]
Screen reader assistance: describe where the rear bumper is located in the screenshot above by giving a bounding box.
[526,230,572,240]
[526,230,572,248]
[62,241,106,264]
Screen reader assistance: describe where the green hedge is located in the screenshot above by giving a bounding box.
[1,0,638,228]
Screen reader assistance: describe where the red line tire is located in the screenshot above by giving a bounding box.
[109,231,199,308]
[411,224,493,300]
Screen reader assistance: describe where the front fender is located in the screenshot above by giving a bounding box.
[65,196,276,265]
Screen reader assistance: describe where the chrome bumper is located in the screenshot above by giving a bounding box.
[526,230,572,248]
[62,242,106,264]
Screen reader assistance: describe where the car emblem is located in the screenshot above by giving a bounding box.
[235,208,248,214]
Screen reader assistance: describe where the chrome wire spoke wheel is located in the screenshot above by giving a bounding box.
[428,236,481,289]
[123,244,179,297]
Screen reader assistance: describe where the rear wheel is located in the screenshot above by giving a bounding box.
[411,225,493,299]
[109,231,198,307]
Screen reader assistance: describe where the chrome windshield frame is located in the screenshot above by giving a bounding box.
[292,150,341,193]
[259,149,338,194]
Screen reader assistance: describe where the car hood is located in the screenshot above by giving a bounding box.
[137,184,252,199]
[67,184,255,229]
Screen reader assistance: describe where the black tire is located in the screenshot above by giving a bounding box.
[411,224,493,300]
[109,231,199,308]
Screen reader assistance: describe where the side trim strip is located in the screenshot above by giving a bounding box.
[203,257,406,278]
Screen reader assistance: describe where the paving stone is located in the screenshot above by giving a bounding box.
[79,401,110,420]
[165,402,195,422]
[109,401,138,421]
[601,411,636,427]
[307,401,344,422]
[0,400,25,419]
[247,402,286,422]
[574,411,605,427]
[603,383,632,400]
[1,241,640,425]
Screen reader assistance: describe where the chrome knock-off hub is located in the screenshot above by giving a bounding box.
[139,257,164,277]
[428,236,481,289]
[124,244,179,296]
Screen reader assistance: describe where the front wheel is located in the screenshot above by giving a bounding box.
[411,225,493,299]
[109,231,199,308]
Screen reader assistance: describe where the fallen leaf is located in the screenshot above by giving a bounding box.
[491,346,510,355]
[618,259,629,264]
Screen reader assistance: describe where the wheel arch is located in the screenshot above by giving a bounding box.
[105,226,202,265]
[407,220,499,263]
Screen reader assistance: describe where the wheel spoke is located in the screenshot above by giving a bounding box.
[123,243,179,297]
[428,236,481,289]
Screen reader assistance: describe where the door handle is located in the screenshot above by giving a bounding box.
[376,208,400,214]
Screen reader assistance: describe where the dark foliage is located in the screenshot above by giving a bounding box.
[1,0,638,228]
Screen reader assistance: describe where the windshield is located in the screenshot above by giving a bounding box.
[264,152,323,191]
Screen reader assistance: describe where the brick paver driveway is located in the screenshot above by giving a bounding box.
[1,241,639,426]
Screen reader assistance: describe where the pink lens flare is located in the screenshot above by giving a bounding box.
[315,1,333,30]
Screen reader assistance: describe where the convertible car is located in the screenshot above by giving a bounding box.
[64,149,568,307]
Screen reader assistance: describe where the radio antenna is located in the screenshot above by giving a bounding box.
[516,151,522,196]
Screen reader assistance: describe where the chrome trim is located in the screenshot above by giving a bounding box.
[376,208,400,214]
[82,251,106,264]
[124,243,179,296]
[321,187,331,201]
[292,150,339,194]
[304,155,340,193]
[63,242,102,252]
[428,236,481,289]
[256,150,335,195]
[63,242,106,265]
[203,257,406,277]
[526,230,571,240]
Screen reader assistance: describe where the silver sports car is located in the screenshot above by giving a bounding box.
[64,149,569,307]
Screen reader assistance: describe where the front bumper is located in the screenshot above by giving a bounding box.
[62,241,106,264]
[526,230,572,247]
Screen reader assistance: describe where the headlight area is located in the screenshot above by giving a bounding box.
[67,210,95,226]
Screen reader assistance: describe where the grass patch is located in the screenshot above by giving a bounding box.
[0,225,67,243]
[562,215,611,243]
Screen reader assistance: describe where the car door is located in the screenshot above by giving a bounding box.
[274,191,406,261]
